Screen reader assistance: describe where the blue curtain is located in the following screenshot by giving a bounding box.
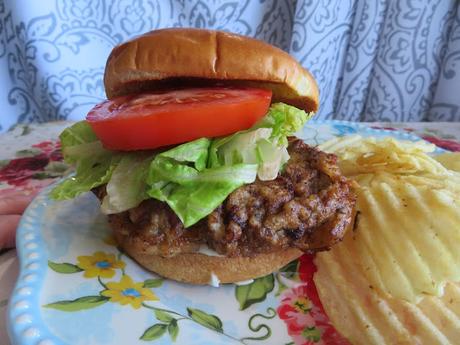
[0,0,459,131]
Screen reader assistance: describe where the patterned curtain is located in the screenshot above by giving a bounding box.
[0,0,459,131]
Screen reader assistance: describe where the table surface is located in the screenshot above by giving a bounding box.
[1,121,460,344]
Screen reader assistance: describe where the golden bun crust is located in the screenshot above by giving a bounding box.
[112,222,302,284]
[104,28,319,112]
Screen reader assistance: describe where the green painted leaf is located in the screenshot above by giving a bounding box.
[168,319,179,342]
[20,124,32,136]
[140,324,167,341]
[143,278,163,288]
[187,307,223,333]
[48,261,83,274]
[235,274,275,310]
[44,295,109,311]
[0,159,10,169]
[154,309,174,323]
[15,148,41,158]
[275,273,288,297]
[279,259,299,278]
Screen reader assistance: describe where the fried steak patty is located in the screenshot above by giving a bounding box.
[96,138,356,258]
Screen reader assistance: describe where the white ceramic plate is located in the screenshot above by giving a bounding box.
[8,121,437,345]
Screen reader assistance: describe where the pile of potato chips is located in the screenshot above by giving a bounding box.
[314,136,460,344]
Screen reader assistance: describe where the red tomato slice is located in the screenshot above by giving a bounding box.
[86,87,272,151]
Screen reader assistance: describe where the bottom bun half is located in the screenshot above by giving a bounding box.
[113,230,302,284]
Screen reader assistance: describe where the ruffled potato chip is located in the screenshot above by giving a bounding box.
[319,136,446,176]
[317,136,460,302]
[315,242,460,345]
[350,178,460,301]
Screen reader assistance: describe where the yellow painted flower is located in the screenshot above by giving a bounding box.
[101,275,158,309]
[77,251,125,278]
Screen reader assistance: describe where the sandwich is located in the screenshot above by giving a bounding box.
[51,28,356,285]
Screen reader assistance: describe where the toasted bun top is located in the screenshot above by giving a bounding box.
[104,28,319,112]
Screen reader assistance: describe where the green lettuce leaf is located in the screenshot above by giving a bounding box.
[147,139,257,226]
[101,153,155,214]
[50,121,120,200]
[209,128,286,180]
[59,121,104,163]
[254,102,314,145]
[209,103,311,180]
[255,138,290,180]
[59,121,98,147]
[50,155,118,200]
